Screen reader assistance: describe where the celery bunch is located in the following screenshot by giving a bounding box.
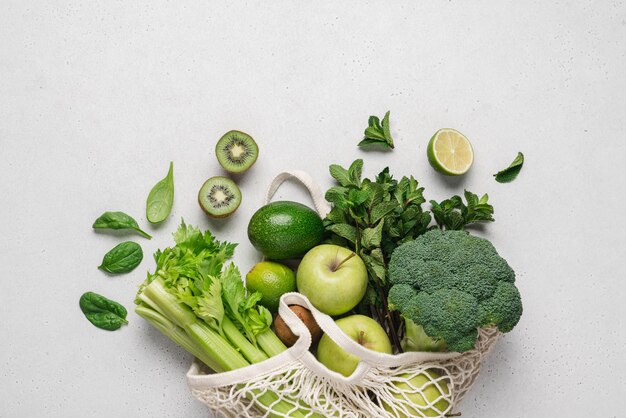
[135,221,318,417]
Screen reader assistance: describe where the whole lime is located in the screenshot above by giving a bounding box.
[246,261,297,312]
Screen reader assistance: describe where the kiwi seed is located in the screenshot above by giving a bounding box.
[198,176,242,218]
[215,130,259,174]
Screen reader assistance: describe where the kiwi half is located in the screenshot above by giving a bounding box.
[198,176,242,218]
[215,130,259,173]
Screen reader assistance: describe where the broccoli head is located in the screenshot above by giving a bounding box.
[388,229,522,352]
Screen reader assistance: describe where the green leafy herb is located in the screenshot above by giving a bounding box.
[358,111,394,149]
[146,161,174,224]
[494,152,524,183]
[99,241,143,274]
[79,291,128,331]
[430,191,494,230]
[93,211,152,239]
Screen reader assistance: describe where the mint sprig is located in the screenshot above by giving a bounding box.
[358,111,394,150]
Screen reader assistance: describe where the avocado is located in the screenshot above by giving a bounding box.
[247,201,324,260]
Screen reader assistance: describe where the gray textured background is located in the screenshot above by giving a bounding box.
[1,1,625,417]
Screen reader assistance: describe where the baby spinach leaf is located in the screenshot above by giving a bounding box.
[99,241,143,274]
[93,211,152,239]
[146,161,174,224]
[494,152,524,183]
[79,291,128,331]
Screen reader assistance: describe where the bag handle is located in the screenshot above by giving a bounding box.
[265,170,331,218]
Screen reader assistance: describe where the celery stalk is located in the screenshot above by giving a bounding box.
[257,329,287,358]
[135,304,224,373]
[222,317,268,364]
[143,278,250,371]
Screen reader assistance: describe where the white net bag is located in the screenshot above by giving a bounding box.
[187,171,501,418]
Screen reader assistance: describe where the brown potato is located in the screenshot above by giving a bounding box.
[274,305,323,347]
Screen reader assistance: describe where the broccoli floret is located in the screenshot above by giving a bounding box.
[414,289,479,352]
[388,230,522,352]
[478,281,523,332]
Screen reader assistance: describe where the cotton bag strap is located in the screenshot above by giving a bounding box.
[265,170,331,218]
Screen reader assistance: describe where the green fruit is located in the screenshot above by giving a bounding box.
[246,261,296,312]
[296,245,368,316]
[215,130,259,174]
[316,315,392,377]
[427,128,474,176]
[382,370,450,417]
[197,176,242,218]
[247,201,324,260]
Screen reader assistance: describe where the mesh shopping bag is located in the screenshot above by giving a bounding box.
[187,171,501,418]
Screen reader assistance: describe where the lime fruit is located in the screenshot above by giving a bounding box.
[245,261,296,312]
[427,128,474,176]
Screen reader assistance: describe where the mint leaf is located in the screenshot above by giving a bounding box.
[381,111,392,144]
[494,152,524,183]
[348,159,363,187]
[371,201,397,224]
[326,223,357,244]
[329,164,353,187]
[362,221,384,249]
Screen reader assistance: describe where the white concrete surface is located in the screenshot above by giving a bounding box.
[1,1,625,417]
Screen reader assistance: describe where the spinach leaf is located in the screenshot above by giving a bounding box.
[92,211,152,239]
[79,291,128,331]
[99,241,143,274]
[146,161,174,224]
[494,152,524,183]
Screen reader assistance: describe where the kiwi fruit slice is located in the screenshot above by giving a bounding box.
[198,176,242,218]
[215,130,259,173]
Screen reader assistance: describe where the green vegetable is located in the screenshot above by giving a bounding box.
[93,211,152,239]
[494,152,524,183]
[358,111,394,149]
[79,291,128,331]
[323,159,494,351]
[98,241,143,274]
[247,201,324,260]
[135,221,320,417]
[401,318,446,352]
[430,191,494,230]
[146,161,174,223]
[387,230,523,352]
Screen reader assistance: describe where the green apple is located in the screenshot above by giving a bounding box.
[296,244,367,315]
[316,314,392,377]
[382,369,450,417]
